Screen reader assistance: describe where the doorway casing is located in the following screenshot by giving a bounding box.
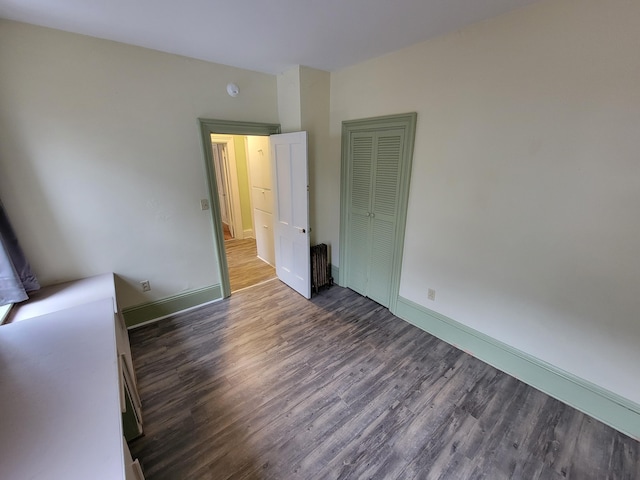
[199,119,281,298]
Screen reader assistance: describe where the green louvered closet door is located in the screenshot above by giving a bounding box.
[346,128,405,308]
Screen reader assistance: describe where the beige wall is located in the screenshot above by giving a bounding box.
[329,0,640,402]
[3,0,639,406]
[276,66,302,132]
[0,20,278,308]
[275,66,331,247]
[299,67,331,247]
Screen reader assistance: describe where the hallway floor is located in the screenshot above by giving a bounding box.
[225,237,275,292]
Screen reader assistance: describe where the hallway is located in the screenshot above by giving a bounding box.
[225,236,275,292]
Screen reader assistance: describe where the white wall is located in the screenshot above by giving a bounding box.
[0,20,278,308]
[329,0,640,403]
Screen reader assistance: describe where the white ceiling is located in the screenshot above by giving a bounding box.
[0,0,543,74]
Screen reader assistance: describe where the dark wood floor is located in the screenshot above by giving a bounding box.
[225,237,275,292]
[128,281,640,480]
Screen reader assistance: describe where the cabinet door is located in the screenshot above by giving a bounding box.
[123,437,146,480]
[346,133,374,296]
[368,130,404,307]
[340,113,417,311]
[345,130,404,308]
[122,375,143,441]
[121,354,143,441]
[115,312,138,391]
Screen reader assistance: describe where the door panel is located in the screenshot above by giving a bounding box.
[271,132,310,299]
[346,212,370,296]
[251,187,273,213]
[372,131,404,218]
[346,133,374,294]
[350,133,374,214]
[344,129,404,308]
[254,209,275,265]
[274,144,293,225]
[368,218,396,306]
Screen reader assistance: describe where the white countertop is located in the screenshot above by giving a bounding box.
[0,298,126,479]
[7,273,118,323]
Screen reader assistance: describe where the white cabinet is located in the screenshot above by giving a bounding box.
[123,437,146,480]
[0,274,145,480]
[248,136,275,265]
[254,208,275,264]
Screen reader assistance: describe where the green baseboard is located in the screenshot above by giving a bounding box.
[331,264,339,285]
[123,284,222,328]
[395,296,640,441]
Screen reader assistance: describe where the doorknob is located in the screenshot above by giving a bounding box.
[298,228,306,234]
[370,212,375,218]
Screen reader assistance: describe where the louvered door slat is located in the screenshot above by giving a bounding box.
[346,213,371,296]
[368,217,396,306]
[351,134,373,212]
[346,133,375,295]
[368,130,404,306]
[372,131,403,219]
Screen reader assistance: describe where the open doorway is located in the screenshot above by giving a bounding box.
[198,119,281,298]
[210,134,276,292]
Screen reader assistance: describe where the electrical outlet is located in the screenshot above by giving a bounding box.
[200,199,210,210]
[140,280,151,292]
[428,288,436,301]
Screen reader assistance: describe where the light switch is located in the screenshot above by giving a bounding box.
[200,199,210,210]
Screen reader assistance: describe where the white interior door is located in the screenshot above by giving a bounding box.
[219,144,235,237]
[270,131,310,299]
[212,144,231,230]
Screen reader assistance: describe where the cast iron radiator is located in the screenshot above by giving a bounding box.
[311,243,333,294]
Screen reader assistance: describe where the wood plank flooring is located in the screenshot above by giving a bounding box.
[225,238,275,292]
[128,281,640,479]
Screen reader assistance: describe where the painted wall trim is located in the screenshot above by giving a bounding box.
[123,284,222,328]
[395,296,640,441]
[198,118,281,299]
[331,264,339,286]
[243,228,254,238]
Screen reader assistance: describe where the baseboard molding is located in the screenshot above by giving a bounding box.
[123,284,223,328]
[256,255,275,267]
[331,264,339,285]
[395,296,640,441]
[243,228,254,239]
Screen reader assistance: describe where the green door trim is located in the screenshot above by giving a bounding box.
[339,112,417,313]
[198,119,281,298]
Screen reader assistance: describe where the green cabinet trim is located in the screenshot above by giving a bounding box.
[395,295,640,441]
[339,113,417,312]
[123,284,222,328]
[198,119,281,299]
